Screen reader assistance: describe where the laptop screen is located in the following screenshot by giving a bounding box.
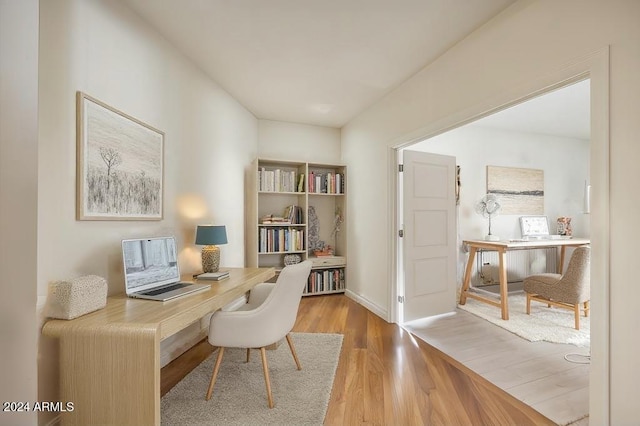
[122,236,180,294]
[519,216,550,238]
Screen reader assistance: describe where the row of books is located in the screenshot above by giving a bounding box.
[259,168,304,193]
[258,168,345,194]
[305,268,345,294]
[259,228,305,253]
[259,205,304,225]
[308,171,344,194]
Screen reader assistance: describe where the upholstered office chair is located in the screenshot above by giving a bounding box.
[523,246,590,330]
[205,260,312,408]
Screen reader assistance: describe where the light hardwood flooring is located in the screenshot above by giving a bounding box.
[404,307,590,425]
[162,295,562,425]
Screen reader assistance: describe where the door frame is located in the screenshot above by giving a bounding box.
[388,47,610,424]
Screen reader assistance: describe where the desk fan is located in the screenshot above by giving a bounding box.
[475,194,502,241]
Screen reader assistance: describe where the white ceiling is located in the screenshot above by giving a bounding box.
[122,0,517,128]
[121,1,589,139]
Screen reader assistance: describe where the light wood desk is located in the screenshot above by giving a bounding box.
[42,267,275,426]
[459,238,590,320]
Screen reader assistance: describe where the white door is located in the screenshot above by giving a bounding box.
[402,150,457,322]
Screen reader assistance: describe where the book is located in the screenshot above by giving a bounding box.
[196,271,230,281]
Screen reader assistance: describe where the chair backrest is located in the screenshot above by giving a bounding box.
[558,246,590,303]
[254,260,312,342]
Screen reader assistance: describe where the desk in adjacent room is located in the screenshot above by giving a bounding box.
[42,267,275,426]
[459,238,590,320]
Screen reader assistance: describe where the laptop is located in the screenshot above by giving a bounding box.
[122,236,210,301]
[519,215,558,240]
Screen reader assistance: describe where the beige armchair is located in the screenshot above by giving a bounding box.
[523,246,590,330]
[205,260,312,408]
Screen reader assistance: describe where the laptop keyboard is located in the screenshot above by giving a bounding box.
[140,283,189,296]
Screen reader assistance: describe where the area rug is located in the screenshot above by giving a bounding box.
[458,292,590,347]
[161,332,343,425]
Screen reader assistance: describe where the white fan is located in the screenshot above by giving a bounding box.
[475,194,502,241]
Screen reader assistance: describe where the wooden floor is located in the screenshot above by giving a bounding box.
[403,308,590,425]
[162,294,558,425]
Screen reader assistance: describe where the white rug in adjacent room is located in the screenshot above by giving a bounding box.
[458,292,590,347]
[161,332,342,425]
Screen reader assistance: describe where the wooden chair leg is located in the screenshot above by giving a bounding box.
[574,304,580,330]
[286,333,302,370]
[526,293,531,315]
[246,348,251,363]
[206,347,225,401]
[260,347,274,408]
[584,300,590,317]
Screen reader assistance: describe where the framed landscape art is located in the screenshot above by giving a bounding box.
[76,92,164,220]
[486,165,544,215]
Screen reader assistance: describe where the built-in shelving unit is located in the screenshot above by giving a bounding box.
[247,158,346,295]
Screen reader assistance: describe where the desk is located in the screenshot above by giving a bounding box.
[459,239,590,320]
[42,267,275,426]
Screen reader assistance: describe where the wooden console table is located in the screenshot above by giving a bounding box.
[459,238,590,320]
[42,267,275,426]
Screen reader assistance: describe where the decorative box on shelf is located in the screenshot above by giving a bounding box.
[309,255,346,268]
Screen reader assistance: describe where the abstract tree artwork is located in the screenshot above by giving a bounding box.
[76,92,164,220]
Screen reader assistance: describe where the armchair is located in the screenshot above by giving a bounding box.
[523,246,590,330]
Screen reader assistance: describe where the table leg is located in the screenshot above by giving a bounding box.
[558,246,566,274]
[58,324,160,425]
[459,246,477,305]
[498,249,509,320]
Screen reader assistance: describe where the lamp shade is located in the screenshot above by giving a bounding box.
[195,225,228,246]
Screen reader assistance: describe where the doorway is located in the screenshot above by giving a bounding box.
[397,78,590,322]
[393,78,608,422]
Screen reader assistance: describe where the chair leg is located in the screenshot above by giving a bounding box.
[574,304,580,330]
[260,347,274,408]
[286,333,302,370]
[206,347,225,401]
[584,301,590,317]
[526,293,531,315]
[246,348,251,363]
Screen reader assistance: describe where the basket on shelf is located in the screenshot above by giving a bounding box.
[284,254,302,265]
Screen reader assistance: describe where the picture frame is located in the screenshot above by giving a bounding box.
[76,92,164,220]
[487,165,544,215]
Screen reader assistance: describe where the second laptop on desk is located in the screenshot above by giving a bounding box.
[122,236,210,301]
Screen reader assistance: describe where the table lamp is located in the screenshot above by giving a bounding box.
[195,225,228,272]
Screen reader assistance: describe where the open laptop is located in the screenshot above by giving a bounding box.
[122,236,210,301]
[519,215,562,240]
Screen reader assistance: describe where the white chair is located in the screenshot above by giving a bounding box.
[205,260,312,408]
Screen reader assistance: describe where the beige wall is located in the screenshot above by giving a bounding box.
[0,1,39,424]
[37,0,258,421]
[341,0,640,423]
[258,119,341,164]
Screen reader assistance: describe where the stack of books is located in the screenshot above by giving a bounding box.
[259,214,291,224]
[196,271,230,281]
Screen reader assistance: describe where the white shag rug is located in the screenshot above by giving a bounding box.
[161,332,343,425]
[458,292,590,347]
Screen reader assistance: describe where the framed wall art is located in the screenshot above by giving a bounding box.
[76,92,164,220]
[486,165,544,215]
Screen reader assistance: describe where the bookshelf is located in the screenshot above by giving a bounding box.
[247,158,346,296]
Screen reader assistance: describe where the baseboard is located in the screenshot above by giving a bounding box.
[344,289,389,322]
